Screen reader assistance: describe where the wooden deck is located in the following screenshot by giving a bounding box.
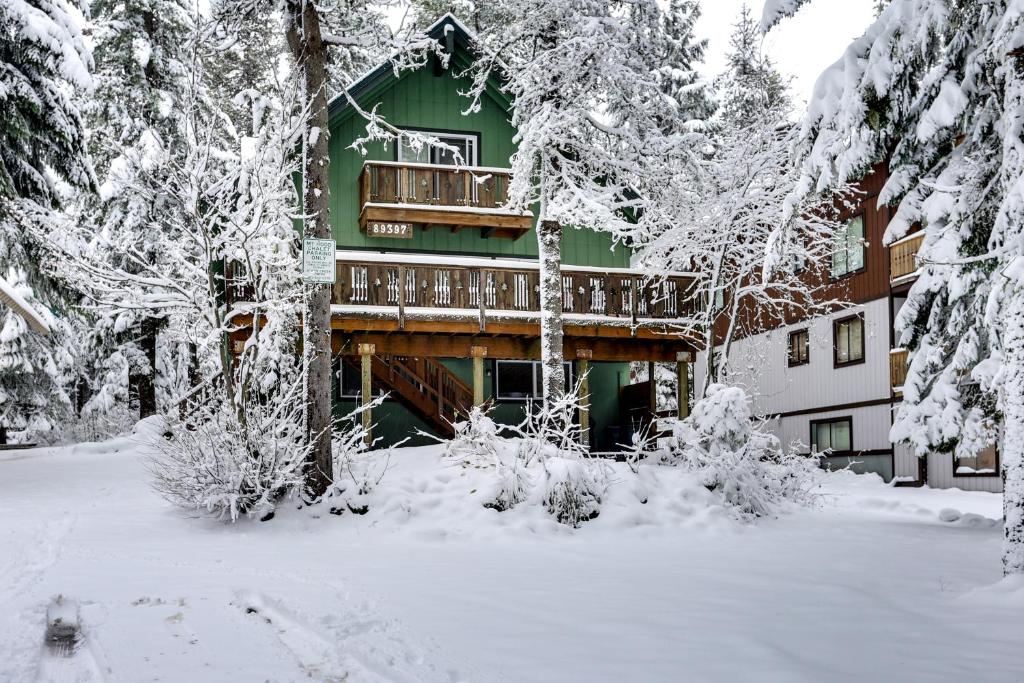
[359,161,533,239]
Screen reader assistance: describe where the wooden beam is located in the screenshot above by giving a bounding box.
[359,204,532,238]
[577,349,592,449]
[334,332,689,363]
[470,345,487,407]
[358,343,375,445]
[676,351,691,420]
[328,315,698,344]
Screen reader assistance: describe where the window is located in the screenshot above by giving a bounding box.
[788,329,809,367]
[398,130,479,166]
[955,443,999,476]
[810,417,853,453]
[834,314,865,366]
[832,214,865,277]
[336,360,362,399]
[495,360,572,400]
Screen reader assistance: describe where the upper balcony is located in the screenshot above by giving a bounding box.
[889,232,924,283]
[358,161,534,240]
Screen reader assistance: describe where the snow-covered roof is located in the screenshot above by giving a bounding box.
[0,276,50,335]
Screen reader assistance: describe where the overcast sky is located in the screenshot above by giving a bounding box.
[696,0,877,109]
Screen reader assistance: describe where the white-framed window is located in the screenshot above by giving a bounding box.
[832,214,865,277]
[398,130,479,166]
[495,360,572,400]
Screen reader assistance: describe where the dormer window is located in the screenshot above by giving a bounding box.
[398,130,479,166]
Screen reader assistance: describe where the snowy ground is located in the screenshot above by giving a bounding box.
[1,431,1022,682]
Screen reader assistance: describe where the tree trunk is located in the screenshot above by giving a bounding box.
[1002,291,1024,576]
[130,317,158,419]
[286,0,334,499]
[537,219,565,401]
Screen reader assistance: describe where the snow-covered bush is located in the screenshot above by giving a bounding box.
[324,398,391,515]
[443,405,501,464]
[150,377,310,522]
[541,457,608,528]
[673,384,819,520]
[512,378,589,464]
[483,455,531,513]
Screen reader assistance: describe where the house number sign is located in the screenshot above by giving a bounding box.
[368,222,413,239]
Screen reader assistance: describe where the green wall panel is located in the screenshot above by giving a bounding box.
[328,62,629,267]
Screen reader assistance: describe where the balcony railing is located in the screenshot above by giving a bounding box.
[358,161,533,239]
[331,252,697,325]
[890,233,924,281]
[890,348,909,391]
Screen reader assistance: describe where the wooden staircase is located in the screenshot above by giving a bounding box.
[349,355,475,437]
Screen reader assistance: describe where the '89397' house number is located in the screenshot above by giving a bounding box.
[368,222,413,238]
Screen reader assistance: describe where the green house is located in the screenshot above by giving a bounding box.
[324,13,693,449]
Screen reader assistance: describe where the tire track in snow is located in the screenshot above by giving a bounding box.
[234,590,459,683]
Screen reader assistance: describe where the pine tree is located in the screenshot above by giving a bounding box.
[767,0,1024,575]
[0,0,94,443]
[82,0,196,420]
[718,5,787,127]
[655,0,715,129]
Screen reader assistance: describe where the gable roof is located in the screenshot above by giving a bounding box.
[327,12,509,127]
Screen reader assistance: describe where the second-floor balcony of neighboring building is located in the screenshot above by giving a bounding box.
[889,232,924,283]
[358,161,534,240]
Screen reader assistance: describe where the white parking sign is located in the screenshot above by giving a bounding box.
[302,238,336,284]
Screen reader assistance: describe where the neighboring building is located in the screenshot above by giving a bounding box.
[267,14,695,449]
[694,165,1002,492]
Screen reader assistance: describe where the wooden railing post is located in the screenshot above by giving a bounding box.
[397,264,406,330]
[630,276,638,326]
[478,269,487,332]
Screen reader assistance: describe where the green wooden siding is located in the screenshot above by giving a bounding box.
[334,359,631,450]
[328,61,629,268]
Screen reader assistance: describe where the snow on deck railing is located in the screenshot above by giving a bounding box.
[331,252,698,324]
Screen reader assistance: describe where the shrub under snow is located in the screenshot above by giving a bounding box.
[673,384,820,520]
[149,379,310,522]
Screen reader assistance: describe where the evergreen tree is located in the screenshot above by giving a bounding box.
[0,0,94,443]
[718,4,787,127]
[655,0,715,129]
[767,0,1024,575]
[82,0,196,420]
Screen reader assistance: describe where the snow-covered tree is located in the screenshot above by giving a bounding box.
[629,13,843,399]
[0,0,94,442]
[673,383,819,519]
[717,4,787,127]
[654,0,715,130]
[81,0,196,420]
[765,0,1024,575]
[467,0,683,403]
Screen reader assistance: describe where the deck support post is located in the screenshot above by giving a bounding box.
[359,343,375,445]
[577,349,593,449]
[470,345,487,408]
[676,351,691,420]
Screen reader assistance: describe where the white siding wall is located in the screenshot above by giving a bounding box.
[694,296,1004,490]
[926,450,1003,492]
[695,298,891,416]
